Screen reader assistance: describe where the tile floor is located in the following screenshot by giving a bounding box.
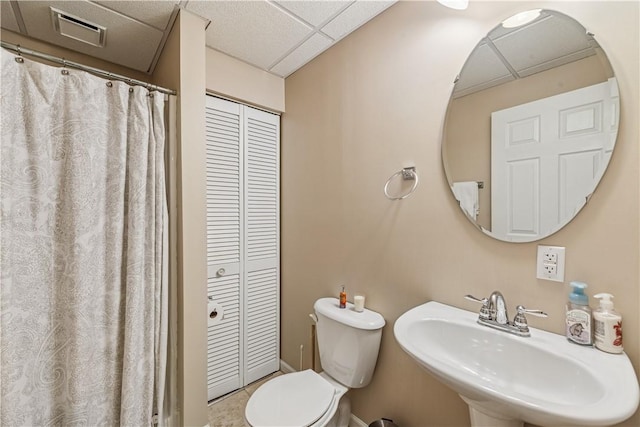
[207,371,283,427]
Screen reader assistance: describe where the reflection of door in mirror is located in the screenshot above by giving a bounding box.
[445,54,613,232]
[442,9,620,242]
[491,78,618,241]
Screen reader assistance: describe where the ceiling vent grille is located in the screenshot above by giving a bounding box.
[51,8,106,48]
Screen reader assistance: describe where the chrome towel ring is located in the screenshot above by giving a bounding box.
[384,167,419,200]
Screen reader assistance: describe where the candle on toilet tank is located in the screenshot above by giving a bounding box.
[354,295,365,312]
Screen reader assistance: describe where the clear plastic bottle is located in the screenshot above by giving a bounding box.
[566,281,593,345]
[593,293,623,353]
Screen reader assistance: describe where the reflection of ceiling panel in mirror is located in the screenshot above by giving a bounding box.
[442,10,619,243]
[491,12,597,77]
[453,10,599,98]
[452,42,515,96]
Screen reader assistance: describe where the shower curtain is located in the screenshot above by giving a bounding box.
[0,49,169,426]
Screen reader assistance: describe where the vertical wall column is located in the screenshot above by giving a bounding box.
[177,10,208,427]
[153,9,209,427]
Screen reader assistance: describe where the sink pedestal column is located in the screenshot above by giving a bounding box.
[461,396,524,427]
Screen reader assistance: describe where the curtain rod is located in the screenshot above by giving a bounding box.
[1,41,176,96]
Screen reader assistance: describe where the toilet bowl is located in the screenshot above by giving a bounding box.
[245,297,385,427]
[245,370,349,427]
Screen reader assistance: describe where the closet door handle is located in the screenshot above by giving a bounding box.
[216,268,226,277]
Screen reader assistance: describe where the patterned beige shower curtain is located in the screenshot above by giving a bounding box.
[0,49,169,426]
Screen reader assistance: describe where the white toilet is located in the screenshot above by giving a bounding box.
[245,297,385,427]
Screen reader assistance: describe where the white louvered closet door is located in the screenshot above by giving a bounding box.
[244,107,280,384]
[205,96,243,400]
[205,95,280,401]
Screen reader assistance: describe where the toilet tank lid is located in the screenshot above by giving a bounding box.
[314,297,385,330]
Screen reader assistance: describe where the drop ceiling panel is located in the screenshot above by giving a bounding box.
[93,0,179,30]
[270,32,332,77]
[2,0,397,78]
[1,2,21,33]
[491,14,595,75]
[273,0,351,27]
[187,0,312,70]
[17,1,164,72]
[321,1,394,41]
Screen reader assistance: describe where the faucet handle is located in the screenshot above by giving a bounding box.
[513,305,548,334]
[515,305,548,317]
[464,295,491,321]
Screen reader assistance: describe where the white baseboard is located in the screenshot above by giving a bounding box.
[349,414,368,427]
[279,359,296,374]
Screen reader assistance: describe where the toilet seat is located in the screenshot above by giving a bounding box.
[245,370,337,427]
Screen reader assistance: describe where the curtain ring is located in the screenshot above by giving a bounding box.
[15,45,24,63]
[106,81,113,88]
[61,59,69,75]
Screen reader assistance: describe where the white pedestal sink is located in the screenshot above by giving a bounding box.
[394,301,639,426]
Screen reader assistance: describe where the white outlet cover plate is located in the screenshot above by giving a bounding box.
[536,245,565,282]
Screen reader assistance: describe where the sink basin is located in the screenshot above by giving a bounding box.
[394,301,639,427]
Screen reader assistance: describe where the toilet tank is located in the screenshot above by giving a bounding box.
[314,297,385,388]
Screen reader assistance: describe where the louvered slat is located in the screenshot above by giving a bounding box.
[246,114,278,262]
[245,267,278,375]
[206,105,241,266]
[206,272,241,399]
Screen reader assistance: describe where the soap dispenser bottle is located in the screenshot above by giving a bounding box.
[566,281,593,346]
[593,293,623,353]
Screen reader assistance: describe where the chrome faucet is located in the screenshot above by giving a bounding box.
[465,291,548,337]
[489,291,508,325]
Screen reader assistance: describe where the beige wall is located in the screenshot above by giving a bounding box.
[206,48,285,112]
[281,1,639,426]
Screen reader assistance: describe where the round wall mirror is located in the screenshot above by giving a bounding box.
[442,9,619,242]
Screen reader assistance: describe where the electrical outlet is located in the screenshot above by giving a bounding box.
[542,263,557,276]
[536,245,565,282]
[543,251,557,264]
